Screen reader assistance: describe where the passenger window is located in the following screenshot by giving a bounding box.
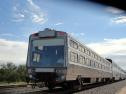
[90,60,92,66]
[83,48,85,53]
[74,42,78,49]
[79,46,81,51]
[70,52,74,62]
[96,62,98,68]
[70,40,78,49]
[94,62,96,67]
[70,52,78,63]
[86,58,89,66]
[83,57,85,64]
[79,55,83,64]
[70,40,74,47]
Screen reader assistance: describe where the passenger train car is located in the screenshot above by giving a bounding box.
[26,28,126,89]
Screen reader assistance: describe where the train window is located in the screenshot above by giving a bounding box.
[74,42,78,49]
[99,57,101,61]
[87,58,90,66]
[89,51,91,56]
[105,66,106,70]
[85,58,88,65]
[91,61,94,67]
[82,48,85,53]
[78,45,81,51]
[95,55,97,59]
[99,64,101,69]
[92,53,94,57]
[70,40,78,49]
[85,49,87,54]
[33,53,40,63]
[88,50,90,55]
[102,65,104,70]
[89,60,92,66]
[94,62,96,67]
[83,57,86,64]
[97,63,99,68]
[91,53,93,57]
[70,52,78,63]
[87,50,89,55]
[95,62,98,68]
[75,53,78,63]
[70,40,74,48]
[70,52,74,62]
[99,64,102,69]
[101,64,103,69]
[33,53,37,62]
[79,55,83,64]
[38,46,43,50]
[96,55,98,60]
[104,66,106,70]
[81,47,83,52]
[90,52,92,57]
[93,61,95,67]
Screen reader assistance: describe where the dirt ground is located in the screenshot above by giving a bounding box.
[116,86,126,94]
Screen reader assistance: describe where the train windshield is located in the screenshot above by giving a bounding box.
[31,38,65,67]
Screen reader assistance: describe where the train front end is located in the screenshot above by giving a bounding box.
[26,28,67,88]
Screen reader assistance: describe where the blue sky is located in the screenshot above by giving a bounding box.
[0,0,126,42]
[0,0,126,69]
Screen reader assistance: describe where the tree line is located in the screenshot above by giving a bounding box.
[0,62,26,83]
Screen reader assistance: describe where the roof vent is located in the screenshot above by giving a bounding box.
[44,28,52,32]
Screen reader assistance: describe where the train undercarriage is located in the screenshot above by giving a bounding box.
[26,73,124,90]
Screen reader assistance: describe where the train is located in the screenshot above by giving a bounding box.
[26,28,126,90]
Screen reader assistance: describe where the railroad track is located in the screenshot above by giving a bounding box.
[0,84,27,89]
[30,80,124,94]
[0,80,124,94]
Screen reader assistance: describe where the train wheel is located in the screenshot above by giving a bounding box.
[47,85,54,91]
[62,82,69,89]
[46,82,54,91]
[63,81,77,89]
[77,75,83,90]
[32,83,36,89]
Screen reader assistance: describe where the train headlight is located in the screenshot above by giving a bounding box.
[55,69,66,74]
[28,69,32,73]
[56,75,65,81]
[29,74,32,78]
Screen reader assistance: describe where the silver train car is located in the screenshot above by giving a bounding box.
[26,28,126,89]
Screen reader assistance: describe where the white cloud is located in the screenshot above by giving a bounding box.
[0,33,14,37]
[87,38,126,56]
[27,0,47,24]
[87,38,126,69]
[0,39,28,65]
[54,22,63,26]
[32,14,45,23]
[106,7,126,25]
[111,16,126,24]
[12,6,25,22]
[105,7,124,14]
[12,0,47,24]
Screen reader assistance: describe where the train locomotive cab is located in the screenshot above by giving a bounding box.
[26,28,67,89]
